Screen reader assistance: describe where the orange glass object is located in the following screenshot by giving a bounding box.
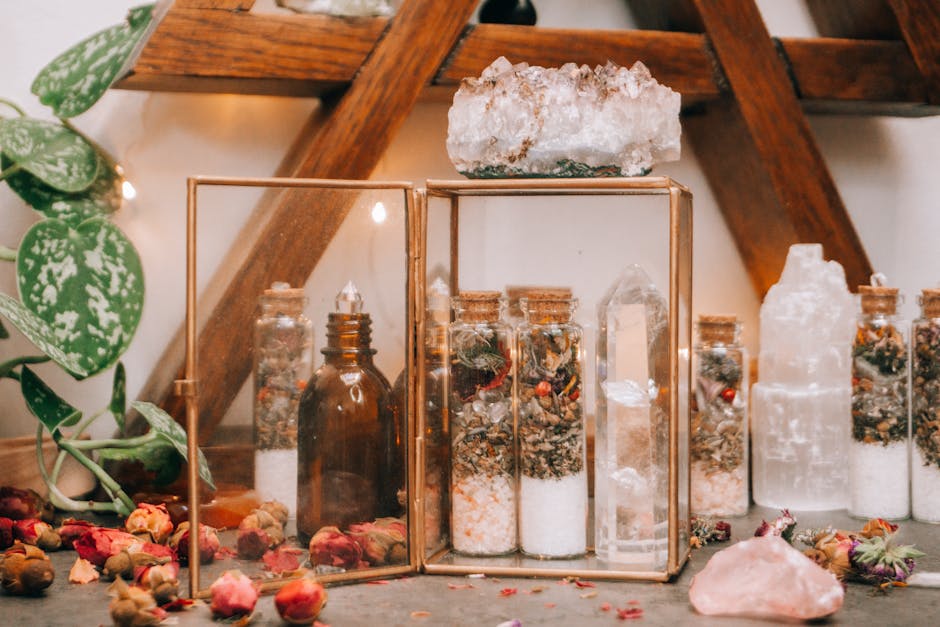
[200,490,262,529]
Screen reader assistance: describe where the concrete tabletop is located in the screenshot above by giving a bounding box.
[4,505,939,626]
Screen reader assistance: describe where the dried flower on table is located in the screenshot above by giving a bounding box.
[168,522,219,565]
[275,577,328,625]
[309,526,366,571]
[1,542,55,595]
[56,518,96,549]
[753,509,797,544]
[124,503,174,544]
[0,517,13,550]
[103,547,171,581]
[134,561,180,606]
[74,527,140,567]
[12,518,61,551]
[68,556,99,584]
[347,517,407,566]
[210,570,259,619]
[237,508,285,560]
[259,500,290,527]
[263,546,304,574]
[108,578,165,627]
[850,532,925,585]
[690,517,731,547]
[0,487,53,522]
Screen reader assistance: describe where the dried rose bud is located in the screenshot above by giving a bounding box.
[348,518,407,566]
[0,517,13,550]
[309,526,366,570]
[0,487,53,522]
[275,577,328,625]
[859,518,899,539]
[168,522,219,565]
[259,500,290,526]
[237,509,285,559]
[56,518,97,549]
[74,527,140,567]
[1,542,55,595]
[108,578,165,627]
[103,547,171,581]
[135,562,180,606]
[125,503,175,545]
[713,521,731,542]
[209,570,259,619]
[13,518,62,551]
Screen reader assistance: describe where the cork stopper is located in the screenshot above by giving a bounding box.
[260,282,305,315]
[454,290,501,323]
[921,288,940,318]
[697,314,739,344]
[521,288,575,324]
[859,285,899,315]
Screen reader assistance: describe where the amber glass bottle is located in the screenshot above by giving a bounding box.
[297,282,399,543]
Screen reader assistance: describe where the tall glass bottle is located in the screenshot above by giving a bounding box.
[253,282,313,519]
[912,288,940,523]
[691,315,749,517]
[517,289,587,558]
[849,281,909,519]
[448,291,516,556]
[297,282,400,544]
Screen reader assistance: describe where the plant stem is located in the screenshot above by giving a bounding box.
[0,355,51,378]
[0,161,22,181]
[36,425,118,513]
[0,245,16,262]
[70,407,107,440]
[68,432,155,450]
[0,98,26,117]
[49,449,68,486]
[57,438,136,514]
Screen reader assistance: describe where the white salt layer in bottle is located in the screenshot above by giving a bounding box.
[848,279,910,520]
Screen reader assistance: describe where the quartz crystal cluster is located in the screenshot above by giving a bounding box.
[751,244,855,510]
[276,0,393,16]
[446,57,681,178]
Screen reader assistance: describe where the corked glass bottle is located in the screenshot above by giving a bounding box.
[691,315,749,517]
[253,282,313,519]
[296,282,400,544]
[849,280,910,520]
[912,288,940,523]
[448,291,516,556]
[517,289,587,558]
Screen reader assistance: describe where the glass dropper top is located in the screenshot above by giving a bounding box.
[335,280,364,314]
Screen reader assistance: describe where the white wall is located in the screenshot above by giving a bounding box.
[1,1,937,440]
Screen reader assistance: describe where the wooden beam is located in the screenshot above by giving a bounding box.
[887,0,940,104]
[687,0,872,295]
[805,0,901,39]
[114,7,938,114]
[137,0,479,444]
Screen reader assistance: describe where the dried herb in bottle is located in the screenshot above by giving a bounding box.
[912,288,940,522]
[448,291,516,556]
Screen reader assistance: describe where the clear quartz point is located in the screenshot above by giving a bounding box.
[427,277,451,324]
[595,265,670,569]
[335,280,363,314]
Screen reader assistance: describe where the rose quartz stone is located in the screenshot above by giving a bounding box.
[689,536,844,620]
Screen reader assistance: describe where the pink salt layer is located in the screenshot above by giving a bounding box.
[689,536,844,621]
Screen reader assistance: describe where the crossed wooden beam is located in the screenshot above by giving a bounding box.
[114,0,938,450]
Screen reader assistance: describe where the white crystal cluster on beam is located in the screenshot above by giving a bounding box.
[446,57,681,178]
[276,0,393,17]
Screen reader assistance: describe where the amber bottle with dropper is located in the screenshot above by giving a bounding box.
[296,281,398,543]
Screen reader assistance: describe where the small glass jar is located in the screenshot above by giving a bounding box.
[849,282,910,520]
[253,282,313,519]
[517,289,587,558]
[691,315,749,517]
[448,291,516,556]
[912,288,940,523]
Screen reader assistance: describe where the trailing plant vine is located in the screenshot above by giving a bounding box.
[0,4,213,516]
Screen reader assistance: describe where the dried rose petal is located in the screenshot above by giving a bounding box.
[125,503,175,544]
[499,588,517,597]
[74,527,139,567]
[617,607,644,620]
[57,518,97,549]
[13,518,61,551]
[275,578,328,625]
[209,570,259,619]
[263,547,303,574]
[69,557,100,584]
[309,526,366,570]
[860,518,899,539]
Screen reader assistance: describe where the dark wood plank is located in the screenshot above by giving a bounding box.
[142,0,479,444]
[687,0,872,295]
[888,0,940,104]
[805,0,901,39]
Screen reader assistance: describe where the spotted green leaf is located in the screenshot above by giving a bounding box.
[31,5,155,118]
[0,119,98,192]
[16,218,143,378]
[21,365,82,435]
[111,362,127,431]
[0,292,88,377]
[2,151,122,225]
[133,401,215,489]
